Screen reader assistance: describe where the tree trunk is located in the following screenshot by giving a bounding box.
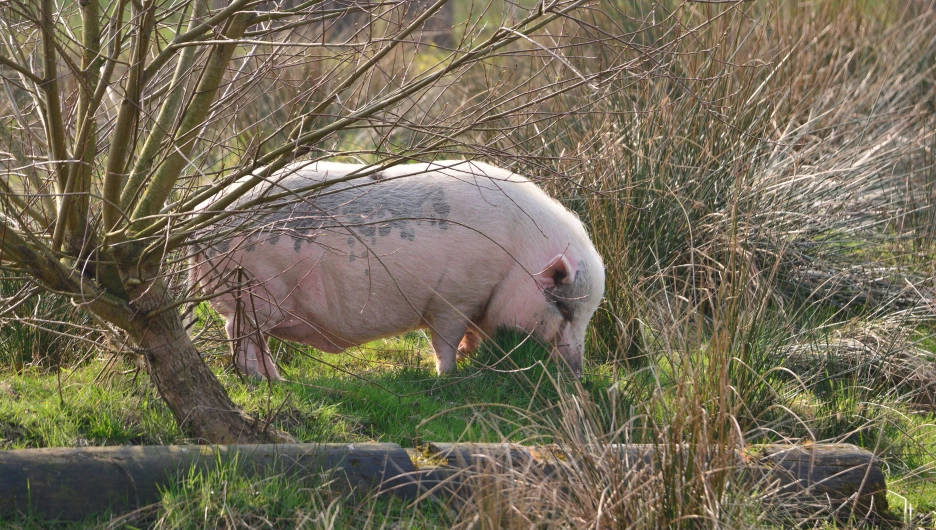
[123,283,289,444]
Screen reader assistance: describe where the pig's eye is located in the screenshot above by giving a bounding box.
[553,298,574,322]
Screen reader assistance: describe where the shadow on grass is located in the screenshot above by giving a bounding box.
[235,329,616,447]
[0,329,615,450]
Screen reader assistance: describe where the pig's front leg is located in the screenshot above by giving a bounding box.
[430,319,468,375]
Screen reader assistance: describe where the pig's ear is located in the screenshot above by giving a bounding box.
[537,254,574,289]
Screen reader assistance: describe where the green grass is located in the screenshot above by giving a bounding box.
[0,279,95,371]
[150,455,456,529]
[240,330,606,447]
[0,331,609,528]
[0,365,183,449]
[2,325,935,527]
[0,330,607,451]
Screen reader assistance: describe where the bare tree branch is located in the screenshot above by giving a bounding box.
[0,0,722,442]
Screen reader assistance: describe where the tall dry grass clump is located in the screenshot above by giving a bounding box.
[412,1,936,527]
[563,1,936,367]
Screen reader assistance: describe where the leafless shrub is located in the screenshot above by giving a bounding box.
[0,0,736,441]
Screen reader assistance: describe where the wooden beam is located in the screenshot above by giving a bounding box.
[748,443,888,517]
[0,442,887,521]
[0,443,417,521]
[413,442,888,518]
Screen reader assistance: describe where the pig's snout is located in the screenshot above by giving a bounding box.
[552,341,584,379]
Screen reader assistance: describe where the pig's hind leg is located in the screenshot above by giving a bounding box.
[429,319,468,375]
[225,316,283,381]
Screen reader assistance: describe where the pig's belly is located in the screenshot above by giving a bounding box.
[266,319,355,353]
[243,250,440,349]
[263,272,436,350]
[266,315,427,353]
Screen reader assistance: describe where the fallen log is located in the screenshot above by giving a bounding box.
[0,442,886,521]
[412,442,888,517]
[747,443,888,517]
[0,443,417,521]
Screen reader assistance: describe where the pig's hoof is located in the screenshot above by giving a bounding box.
[262,369,284,382]
[242,368,283,382]
[435,360,457,376]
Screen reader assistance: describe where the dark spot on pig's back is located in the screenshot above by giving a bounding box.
[208,175,454,253]
[198,238,231,259]
[432,200,450,230]
[290,179,452,246]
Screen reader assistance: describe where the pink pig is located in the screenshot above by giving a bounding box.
[192,161,605,380]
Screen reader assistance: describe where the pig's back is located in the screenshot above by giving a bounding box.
[262,160,541,253]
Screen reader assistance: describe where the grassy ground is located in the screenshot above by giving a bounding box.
[2,326,936,528]
[1,330,603,451]
[0,331,600,528]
